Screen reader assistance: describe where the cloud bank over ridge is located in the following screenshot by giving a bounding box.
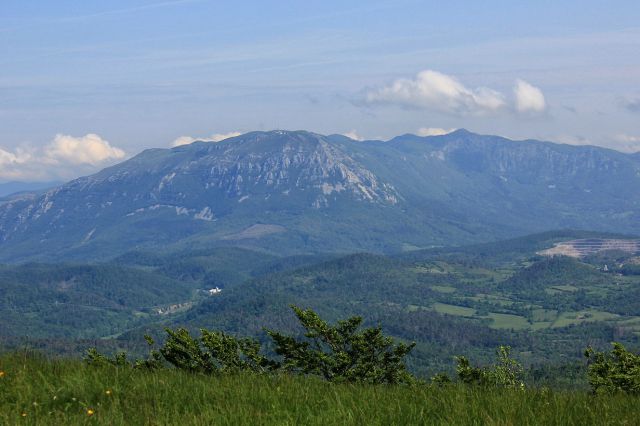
[0,134,125,181]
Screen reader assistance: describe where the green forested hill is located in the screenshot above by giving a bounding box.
[0,264,196,339]
[1,231,639,382]
[0,247,331,341]
[160,231,640,378]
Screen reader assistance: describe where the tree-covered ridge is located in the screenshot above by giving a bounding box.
[0,247,331,340]
[1,231,639,383]
[0,263,194,339]
[166,231,640,378]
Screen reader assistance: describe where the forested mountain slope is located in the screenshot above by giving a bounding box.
[0,130,639,261]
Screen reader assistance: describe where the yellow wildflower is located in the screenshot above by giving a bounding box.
[0,371,5,378]
[105,389,112,396]
[21,412,27,417]
[87,408,95,416]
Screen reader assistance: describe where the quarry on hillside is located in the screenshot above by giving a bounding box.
[539,239,640,258]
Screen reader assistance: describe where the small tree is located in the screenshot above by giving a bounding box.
[455,346,524,388]
[134,335,164,370]
[84,348,129,368]
[266,306,415,384]
[159,328,211,373]
[200,329,277,373]
[85,335,162,369]
[160,328,276,374]
[585,342,640,394]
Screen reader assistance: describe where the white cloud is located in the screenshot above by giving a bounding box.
[364,70,506,115]
[342,130,364,141]
[0,133,126,181]
[171,136,198,147]
[44,134,125,165]
[514,79,546,113]
[171,131,242,147]
[0,147,33,181]
[363,70,548,117]
[417,127,457,137]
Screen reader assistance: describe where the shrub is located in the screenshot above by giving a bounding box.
[84,348,129,367]
[454,346,525,388]
[584,342,640,394]
[430,372,452,386]
[85,330,275,374]
[266,306,416,384]
[161,328,277,374]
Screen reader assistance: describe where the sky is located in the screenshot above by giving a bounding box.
[1,0,640,181]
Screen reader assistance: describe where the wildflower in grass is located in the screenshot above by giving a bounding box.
[87,408,95,416]
[105,389,112,396]
[0,370,5,378]
[21,412,27,417]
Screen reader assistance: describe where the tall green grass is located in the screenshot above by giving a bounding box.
[0,353,638,425]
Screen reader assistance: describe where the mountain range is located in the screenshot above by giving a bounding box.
[0,129,638,262]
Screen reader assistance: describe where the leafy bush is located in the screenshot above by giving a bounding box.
[160,328,277,374]
[85,330,275,374]
[84,348,130,367]
[454,346,525,388]
[430,372,452,386]
[85,335,164,370]
[585,343,640,394]
[267,306,416,384]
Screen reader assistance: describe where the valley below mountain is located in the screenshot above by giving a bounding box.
[2,230,640,381]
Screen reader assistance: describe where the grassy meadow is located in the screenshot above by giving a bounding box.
[0,353,638,425]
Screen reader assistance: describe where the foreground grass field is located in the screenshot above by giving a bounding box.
[0,353,638,425]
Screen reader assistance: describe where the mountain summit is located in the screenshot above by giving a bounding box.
[1,130,639,261]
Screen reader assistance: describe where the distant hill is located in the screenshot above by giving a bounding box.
[0,246,331,340]
[0,262,194,339]
[1,130,639,262]
[157,230,640,375]
[3,231,639,376]
[0,181,61,197]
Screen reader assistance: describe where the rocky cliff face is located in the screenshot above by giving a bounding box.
[0,131,400,259]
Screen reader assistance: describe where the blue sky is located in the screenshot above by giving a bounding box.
[1,0,640,181]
